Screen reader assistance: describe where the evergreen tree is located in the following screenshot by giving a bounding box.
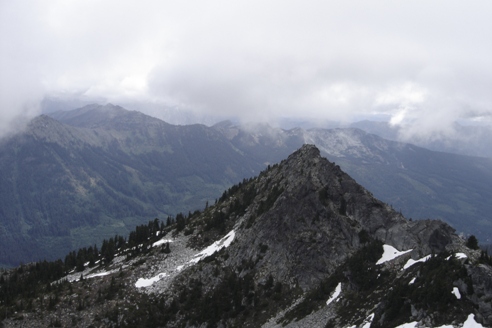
[466,235,479,250]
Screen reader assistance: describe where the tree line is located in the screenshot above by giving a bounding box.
[0,214,189,311]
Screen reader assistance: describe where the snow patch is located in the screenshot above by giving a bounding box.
[409,277,416,285]
[136,230,236,289]
[395,314,482,328]
[66,269,119,282]
[395,322,418,328]
[398,323,454,328]
[135,273,168,288]
[463,313,485,327]
[402,255,431,270]
[452,287,461,299]
[446,252,468,261]
[86,271,112,279]
[361,313,374,328]
[190,230,235,263]
[326,283,342,305]
[152,238,173,247]
[377,244,412,265]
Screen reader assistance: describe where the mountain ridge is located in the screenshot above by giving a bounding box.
[1,144,490,327]
[1,103,491,268]
[0,106,262,266]
[350,120,492,159]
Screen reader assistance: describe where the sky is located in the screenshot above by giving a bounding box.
[1,0,491,139]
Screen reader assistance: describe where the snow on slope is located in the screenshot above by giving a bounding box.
[402,255,432,270]
[152,238,174,247]
[395,323,419,328]
[455,253,467,259]
[463,314,486,327]
[402,252,467,271]
[446,252,467,260]
[361,313,374,328]
[326,283,342,305]
[376,244,412,265]
[452,287,461,299]
[395,313,484,328]
[135,273,168,288]
[135,230,236,288]
[190,230,235,263]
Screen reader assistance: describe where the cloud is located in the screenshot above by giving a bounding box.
[0,2,45,134]
[1,0,491,139]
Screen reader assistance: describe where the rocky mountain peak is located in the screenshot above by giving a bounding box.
[212,120,492,243]
[143,144,484,327]
[1,144,490,328]
[214,145,460,292]
[287,143,321,162]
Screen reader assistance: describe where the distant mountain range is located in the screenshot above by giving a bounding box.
[0,104,261,267]
[43,97,492,158]
[0,103,491,267]
[350,120,492,159]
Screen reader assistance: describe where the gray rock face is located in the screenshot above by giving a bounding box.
[468,264,492,324]
[161,144,476,327]
[216,145,461,289]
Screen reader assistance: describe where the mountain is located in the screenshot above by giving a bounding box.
[0,104,262,267]
[47,106,492,243]
[214,122,492,244]
[2,104,492,268]
[1,145,491,327]
[350,120,492,159]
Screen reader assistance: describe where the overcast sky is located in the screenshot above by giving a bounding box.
[1,0,491,138]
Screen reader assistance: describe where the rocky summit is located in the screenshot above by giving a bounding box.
[1,145,492,327]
